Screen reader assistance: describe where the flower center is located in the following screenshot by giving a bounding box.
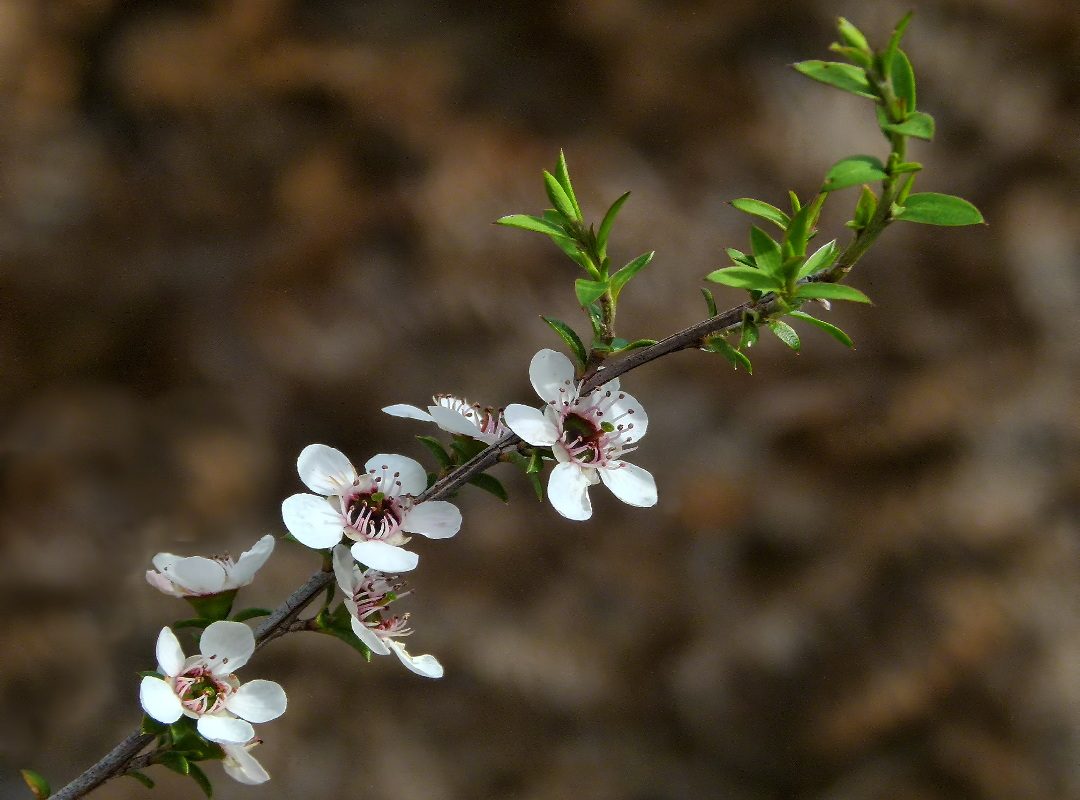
[562,413,602,462]
[343,485,405,542]
[175,667,231,715]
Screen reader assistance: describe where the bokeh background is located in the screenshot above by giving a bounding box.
[1,1,1077,798]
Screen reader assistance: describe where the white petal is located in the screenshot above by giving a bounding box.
[223,744,270,785]
[151,552,182,571]
[331,544,359,594]
[529,348,577,404]
[608,391,649,442]
[228,535,275,588]
[156,627,186,677]
[145,570,183,597]
[400,501,461,539]
[382,403,434,423]
[197,714,255,745]
[351,618,390,655]
[600,462,657,507]
[297,444,358,495]
[504,404,558,446]
[547,462,593,520]
[350,540,419,572]
[281,494,345,549]
[364,453,427,496]
[139,676,183,723]
[427,405,484,438]
[199,621,255,675]
[225,679,287,723]
[165,557,228,595]
[386,640,444,678]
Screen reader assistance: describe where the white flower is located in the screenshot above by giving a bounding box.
[331,545,443,678]
[222,739,270,785]
[146,535,276,598]
[383,394,509,445]
[503,349,657,521]
[281,445,461,573]
[139,621,287,745]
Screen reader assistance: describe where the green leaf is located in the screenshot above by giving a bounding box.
[725,247,755,268]
[450,436,487,463]
[496,214,571,239]
[788,190,801,212]
[554,150,583,220]
[793,60,876,99]
[882,110,933,141]
[231,607,272,622]
[540,316,588,367]
[837,17,870,51]
[890,49,917,113]
[705,267,783,292]
[700,287,717,316]
[784,192,825,261]
[126,771,155,789]
[469,473,509,502]
[597,191,630,259]
[891,160,924,174]
[749,225,782,278]
[789,310,855,348]
[797,239,839,279]
[416,435,453,469]
[849,184,879,231]
[882,12,915,79]
[740,322,759,350]
[140,714,168,735]
[526,449,544,474]
[795,282,873,304]
[574,278,608,307]
[188,763,213,799]
[828,44,873,70]
[610,338,657,353]
[730,198,790,230]
[172,617,212,630]
[894,192,985,226]
[543,171,580,222]
[527,471,543,501]
[609,251,654,300]
[160,752,191,776]
[703,337,753,373]
[822,155,887,192]
[768,320,801,351]
[20,769,50,799]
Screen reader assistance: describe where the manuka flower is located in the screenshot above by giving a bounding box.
[332,545,443,678]
[146,535,275,598]
[281,444,461,572]
[503,349,657,520]
[383,394,509,445]
[139,621,287,745]
[222,739,270,785]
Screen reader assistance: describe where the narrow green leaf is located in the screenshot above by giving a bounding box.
[126,771,155,789]
[894,192,985,226]
[705,267,783,292]
[543,171,580,222]
[703,337,753,373]
[415,435,453,469]
[784,192,825,261]
[574,278,608,307]
[140,714,168,736]
[496,214,570,239]
[795,282,873,304]
[172,618,212,630]
[597,191,630,259]
[160,752,191,776]
[822,155,887,192]
[828,44,873,70]
[526,450,544,474]
[700,287,718,316]
[549,234,596,274]
[610,338,657,353]
[450,436,487,463]
[740,322,759,350]
[891,49,917,113]
[883,12,915,79]
[469,473,509,503]
[609,251,654,300]
[554,150,583,220]
[725,247,755,268]
[788,190,801,213]
[891,160,924,174]
[231,607,272,622]
[882,111,933,141]
[797,239,839,279]
[749,225,783,278]
[789,310,855,348]
[20,769,50,799]
[837,17,870,51]
[851,185,879,230]
[793,60,876,99]
[188,763,213,799]
[730,198,790,230]
[768,320,801,351]
[528,471,543,501]
[540,316,588,367]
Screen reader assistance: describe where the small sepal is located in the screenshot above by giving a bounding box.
[20,769,50,799]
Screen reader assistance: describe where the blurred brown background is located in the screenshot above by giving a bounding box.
[1,1,1077,798]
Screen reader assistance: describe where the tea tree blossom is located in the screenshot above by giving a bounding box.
[331,545,444,678]
[504,349,657,520]
[139,621,287,745]
[146,535,276,598]
[383,394,509,444]
[281,444,462,572]
[222,740,270,785]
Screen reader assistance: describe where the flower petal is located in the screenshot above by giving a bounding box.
[297,444,358,495]
[351,618,390,655]
[608,391,649,442]
[547,462,593,520]
[199,620,255,675]
[386,640,444,678]
[198,714,255,745]
[400,501,461,539]
[529,348,577,404]
[600,462,657,508]
[331,544,359,594]
[281,494,344,549]
[382,403,435,423]
[225,679,287,723]
[151,552,182,571]
[139,676,183,723]
[364,453,427,497]
[350,540,419,572]
[228,534,275,588]
[156,627,186,676]
[427,405,486,438]
[164,556,228,595]
[146,570,183,597]
[504,404,558,446]
[222,743,270,785]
